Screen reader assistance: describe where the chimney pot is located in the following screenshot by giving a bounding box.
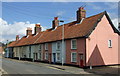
[16,35,19,41]
[54,17,58,20]
[35,24,40,27]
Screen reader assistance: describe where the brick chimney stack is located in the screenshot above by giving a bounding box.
[52,17,59,29]
[77,7,86,23]
[34,24,41,34]
[26,27,32,36]
[16,35,19,41]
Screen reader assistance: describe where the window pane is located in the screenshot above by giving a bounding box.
[108,40,112,48]
[45,52,48,60]
[71,53,77,62]
[57,53,60,61]
[56,42,60,50]
[72,40,77,49]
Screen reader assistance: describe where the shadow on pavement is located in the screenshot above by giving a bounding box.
[84,65,120,75]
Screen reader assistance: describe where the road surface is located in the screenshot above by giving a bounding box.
[2,58,71,74]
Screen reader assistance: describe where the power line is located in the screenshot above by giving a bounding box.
[3,3,54,17]
[3,3,75,20]
[3,5,53,20]
[3,4,77,24]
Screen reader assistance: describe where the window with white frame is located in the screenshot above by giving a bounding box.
[39,44,42,51]
[56,53,60,61]
[71,52,77,62]
[71,39,77,49]
[108,40,112,48]
[45,43,48,50]
[45,52,48,60]
[56,42,60,50]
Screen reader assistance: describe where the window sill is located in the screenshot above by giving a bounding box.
[45,59,48,60]
[56,61,60,62]
[71,48,77,50]
[71,61,77,63]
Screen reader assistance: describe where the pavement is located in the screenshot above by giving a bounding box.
[2,58,120,75]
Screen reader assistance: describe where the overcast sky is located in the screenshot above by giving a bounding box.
[0,0,119,43]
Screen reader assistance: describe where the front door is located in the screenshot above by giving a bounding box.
[33,53,38,60]
[36,53,38,60]
[53,53,56,64]
[80,54,84,67]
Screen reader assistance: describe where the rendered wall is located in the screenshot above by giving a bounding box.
[86,15,119,66]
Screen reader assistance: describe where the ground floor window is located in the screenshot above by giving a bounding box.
[56,53,60,61]
[71,52,77,62]
[45,52,48,60]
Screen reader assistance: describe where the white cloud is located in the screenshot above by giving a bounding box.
[86,3,102,10]
[104,2,118,9]
[107,12,118,29]
[112,18,118,29]
[0,18,47,43]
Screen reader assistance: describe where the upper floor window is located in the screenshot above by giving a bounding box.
[71,39,77,49]
[39,44,42,51]
[56,42,61,50]
[45,43,48,50]
[108,40,112,48]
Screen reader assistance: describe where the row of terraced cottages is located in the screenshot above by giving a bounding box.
[7,7,120,67]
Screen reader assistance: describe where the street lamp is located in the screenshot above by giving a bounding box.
[59,20,64,66]
[6,40,9,58]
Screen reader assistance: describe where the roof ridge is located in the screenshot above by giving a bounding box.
[86,11,105,19]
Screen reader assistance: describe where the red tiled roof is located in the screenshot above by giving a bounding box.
[8,41,17,47]
[8,11,108,47]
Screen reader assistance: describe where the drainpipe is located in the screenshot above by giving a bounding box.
[62,24,64,66]
[19,47,20,60]
[6,40,9,58]
[33,53,34,62]
[60,20,64,66]
[88,37,92,69]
